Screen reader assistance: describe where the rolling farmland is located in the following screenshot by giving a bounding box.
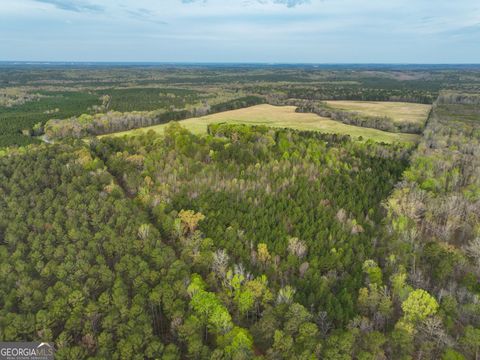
[103,104,422,143]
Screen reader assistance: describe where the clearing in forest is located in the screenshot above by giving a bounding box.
[324,100,431,125]
[103,104,421,143]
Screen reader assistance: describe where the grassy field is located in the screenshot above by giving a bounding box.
[102,104,421,143]
[324,100,431,125]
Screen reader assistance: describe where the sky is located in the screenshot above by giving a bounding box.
[0,0,479,63]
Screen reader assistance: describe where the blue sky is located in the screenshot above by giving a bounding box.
[0,0,479,63]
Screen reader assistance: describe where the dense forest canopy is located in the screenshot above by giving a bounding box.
[0,64,479,359]
[0,124,412,358]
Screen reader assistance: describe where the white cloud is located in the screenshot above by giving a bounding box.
[181,0,310,7]
[33,0,104,12]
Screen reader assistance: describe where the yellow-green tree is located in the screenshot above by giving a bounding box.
[401,289,438,323]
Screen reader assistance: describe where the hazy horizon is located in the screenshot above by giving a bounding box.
[1,62,480,67]
[1,0,479,63]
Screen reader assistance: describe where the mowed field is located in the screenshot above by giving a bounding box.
[324,100,431,125]
[103,104,421,143]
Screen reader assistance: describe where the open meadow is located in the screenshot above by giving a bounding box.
[103,104,421,143]
[324,100,431,125]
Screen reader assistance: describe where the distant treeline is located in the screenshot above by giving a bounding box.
[209,96,265,112]
[437,91,480,105]
[44,96,265,139]
[256,85,438,105]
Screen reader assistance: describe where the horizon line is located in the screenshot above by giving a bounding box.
[1,61,480,65]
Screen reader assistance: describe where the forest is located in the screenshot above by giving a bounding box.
[44,96,265,139]
[2,64,480,146]
[1,123,413,358]
[0,65,479,359]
